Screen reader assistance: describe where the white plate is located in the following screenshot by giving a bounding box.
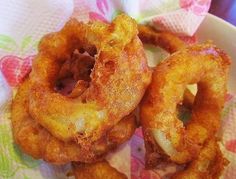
[196,13,236,94]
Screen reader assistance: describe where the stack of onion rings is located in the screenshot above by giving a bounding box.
[12,14,151,165]
[10,15,231,178]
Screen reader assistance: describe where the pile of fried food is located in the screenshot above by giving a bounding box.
[11,14,231,179]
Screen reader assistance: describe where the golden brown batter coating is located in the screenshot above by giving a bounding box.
[28,14,151,146]
[72,160,127,179]
[172,138,229,179]
[138,25,186,53]
[12,79,137,164]
[140,43,231,166]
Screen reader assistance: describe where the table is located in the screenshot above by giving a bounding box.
[209,0,236,26]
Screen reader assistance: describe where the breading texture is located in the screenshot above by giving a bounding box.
[138,25,186,53]
[138,25,195,108]
[172,138,229,179]
[12,79,137,164]
[140,43,231,166]
[72,161,127,179]
[28,14,151,146]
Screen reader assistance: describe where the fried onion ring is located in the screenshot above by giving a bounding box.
[171,138,229,179]
[12,79,137,164]
[138,25,186,53]
[140,43,231,166]
[138,25,195,108]
[28,14,151,144]
[72,161,127,179]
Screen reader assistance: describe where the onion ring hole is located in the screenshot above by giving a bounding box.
[55,48,96,96]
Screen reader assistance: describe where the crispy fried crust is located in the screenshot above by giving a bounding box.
[171,138,229,179]
[138,25,195,108]
[72,161,127,179]
[140,43,231,166]
[138,25,186,53]
[28,14,151,146]
[11,79,137,164]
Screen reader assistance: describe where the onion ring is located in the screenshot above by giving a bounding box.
[138,25,186,53]
[138,25,195,108]
[28,14,151,145]
[171,138,229,179]
[72,161,127,179]
[12,79,137,164]
[140,43,231,166]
